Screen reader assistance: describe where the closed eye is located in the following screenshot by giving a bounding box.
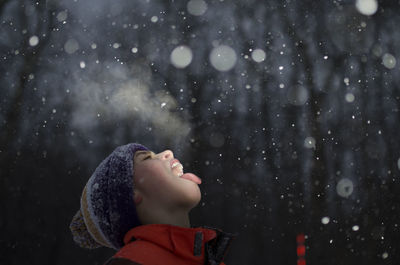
[143,155,152,160]
[142,151,156,161]
[134,151,154,162]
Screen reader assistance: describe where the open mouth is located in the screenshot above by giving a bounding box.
[170,159,184,177]
[170,158,202,184]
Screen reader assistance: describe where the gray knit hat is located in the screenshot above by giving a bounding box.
[70,143,149,250]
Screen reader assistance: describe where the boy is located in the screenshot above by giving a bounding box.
[70,143,236,265]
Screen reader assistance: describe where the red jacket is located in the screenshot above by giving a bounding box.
[104,224,236,265]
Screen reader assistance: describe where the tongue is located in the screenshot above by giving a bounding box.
[180,173,202,184]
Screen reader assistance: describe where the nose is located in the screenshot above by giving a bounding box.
[158,150,174,160]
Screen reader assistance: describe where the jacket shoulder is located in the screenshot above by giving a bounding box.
[113,240,183,265]
[104,257,142,265]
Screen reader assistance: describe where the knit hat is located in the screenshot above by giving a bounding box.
[70,143,149,250]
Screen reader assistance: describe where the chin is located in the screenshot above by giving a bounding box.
[183,186,202,210]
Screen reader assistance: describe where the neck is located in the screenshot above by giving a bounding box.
[137,201,192,228]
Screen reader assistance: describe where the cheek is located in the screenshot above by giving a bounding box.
[134,164,168,188]
[133,166,150,189]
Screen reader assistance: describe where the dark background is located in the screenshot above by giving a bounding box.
[1,0,399,264]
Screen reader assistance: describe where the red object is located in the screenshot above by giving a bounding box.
[110,224,233,265]
[296,233,305,244]
[296,234,306,265]
[297,245,306,256]
[297,258,306,265]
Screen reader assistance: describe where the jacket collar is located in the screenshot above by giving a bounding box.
[123,224,236,264]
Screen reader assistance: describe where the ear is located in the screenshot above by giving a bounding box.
[133,191,143,205]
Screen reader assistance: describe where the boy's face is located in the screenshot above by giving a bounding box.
[132,149,202,211]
